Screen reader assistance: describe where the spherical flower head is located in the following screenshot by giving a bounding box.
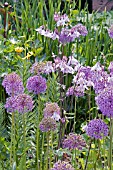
[51,160,75,170]
[95,87,113,117]
[39,117,57,132]
[108,25,113,38]
[2,72,24,96]
[63,133,86,150]
[26,75,47,94]
[86,119,108,139]
[44,102,60,118]
[5,96,17,113]
[16,94,33,113]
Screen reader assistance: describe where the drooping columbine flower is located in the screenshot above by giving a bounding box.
[71,24,88,36]
[39,117,57,132]
[54,12,70,27]
[5,96,17,113]
[95,87,113,117]
[15,94,33,114]
[26,75,47,94]
[90,63,109,94]
[85,119,108,139]
[43,102,60,121]
[51,160,75,170]
[2,72,24,96]
[63,133,86,150]
[108,25,113,38]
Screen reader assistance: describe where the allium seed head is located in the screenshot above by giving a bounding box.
[39,117,57,132]
[63,133,86,150]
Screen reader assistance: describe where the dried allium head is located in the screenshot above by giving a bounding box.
[86,119,108,139]
[63,133,86,150]
[39,117,57,132]
[51,160,75,170]
[16,94,33,113]
[2,72,24,96]
[95,87,113,117]
[44,102,60,117]
[30,62,46,74]
[26,75,47,94]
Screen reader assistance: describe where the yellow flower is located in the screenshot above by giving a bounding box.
[22,51,34,60]
[15,47,24,53]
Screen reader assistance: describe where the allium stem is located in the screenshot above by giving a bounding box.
[23,113,26,170]
[109,117,113,170]
[10,112,16,166]
[84,139,92,170]
[36,94,41,170]
[46,131,50,170]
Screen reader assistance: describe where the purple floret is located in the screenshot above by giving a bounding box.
[86,119,108,139]
[26,75,47,94]
[16,94,33,114]
[2,72,24,96]
[51,160,75,170]
[95,87,113,118]
[39,117,57,132]
[63,133,86,150]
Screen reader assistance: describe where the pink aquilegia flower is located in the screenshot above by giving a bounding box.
[108,25,113,38]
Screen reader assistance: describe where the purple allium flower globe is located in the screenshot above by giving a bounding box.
[51,160,75,170]
[63,133,86,150]
[86,119,108,139]
[2,72,24,96]
[5,96,17,113]
[16,94,33,113]
[39,117,57,132]
[95,87,113,117]
[26,75,47,94]
[43,102,60,119]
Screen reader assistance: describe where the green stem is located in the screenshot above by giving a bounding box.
[10,112,16,166]
[23,113,26,170]
[46,132,50,170]
[36,94,41,170]
[84,139,92,170]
